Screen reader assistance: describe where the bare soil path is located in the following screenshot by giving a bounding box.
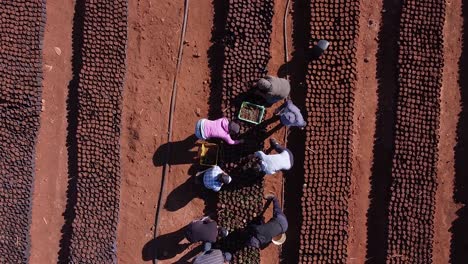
[30,0,73,263]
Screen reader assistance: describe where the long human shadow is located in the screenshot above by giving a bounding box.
[365,0,402,263]
[207,0,228,120]
[152,135,198,166]
[58,0,85,262]
[279,0,311,262]
[142,226,203,262]
[164,176,203,212]
[450,0,468,263]
[164,174,217,215]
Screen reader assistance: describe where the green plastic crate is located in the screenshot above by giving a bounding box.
[238,101,265,125]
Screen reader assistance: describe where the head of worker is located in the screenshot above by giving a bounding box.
[223,252,232,262]
[257,78,272,92]
[218,227,229,238]
[228,121,240,136]
[283,112,296,124]
[246,156,263,174]
[218,172,232,185]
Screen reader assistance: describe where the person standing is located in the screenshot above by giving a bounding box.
[195,117,244,144]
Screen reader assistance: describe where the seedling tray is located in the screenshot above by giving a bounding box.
[198,142,219,166]
[238,101,265,124]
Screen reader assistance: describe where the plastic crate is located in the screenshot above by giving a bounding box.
[198,142,219,166]
[238,101,265,124]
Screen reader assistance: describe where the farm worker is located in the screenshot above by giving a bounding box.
[193,249,232,264]
[275,100,306,128]
[251,138,293,175]
[185,216,229,251]
[254,75,291,106]
[246,194,288,249]
[201,165,232,192]
[195,117,244,145]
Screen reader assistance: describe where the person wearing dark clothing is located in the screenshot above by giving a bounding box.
[193,249,232,264]
[185,216,229,251]
[246,195,288,248]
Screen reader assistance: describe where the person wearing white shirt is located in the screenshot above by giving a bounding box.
[252,138,293,175]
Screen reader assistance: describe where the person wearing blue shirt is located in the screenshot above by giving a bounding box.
[201,165,232,192]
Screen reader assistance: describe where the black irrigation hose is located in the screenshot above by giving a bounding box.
[152,0,190,263]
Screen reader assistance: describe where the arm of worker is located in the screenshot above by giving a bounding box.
[221,134,244,145]
[254,151,266,160]
[271,197,284,218]
[295,113,307,128]
[201,216,214,223]
[212,184,222,192]
[253,89,267,99]
[274,101,288,115]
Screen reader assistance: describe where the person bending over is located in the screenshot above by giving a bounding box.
[251,138,293,175]
[201,165,232,192]
[195,117,244,144]
[254,75,291,106]
[275,100,306,128]
[246,195,288,249]
[185,216,229,252]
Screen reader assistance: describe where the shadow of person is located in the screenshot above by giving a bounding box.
[236,115,283,145]
[217,228,251,256]
[174,244,203,264]
[153,134,198,166]
[277,46,325,79]
[232,88,270,109]
[164,175,204,212]
[142,226,188,261]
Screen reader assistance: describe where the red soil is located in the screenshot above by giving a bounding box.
[347,0,381,262]
[30,0,73,263]
[434,0,462,262]
[28,0,464,263]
